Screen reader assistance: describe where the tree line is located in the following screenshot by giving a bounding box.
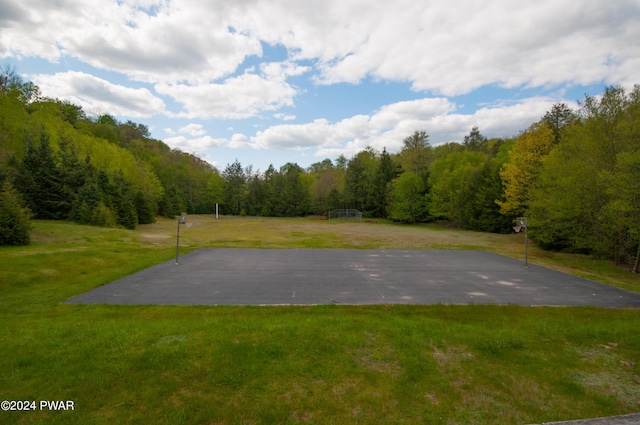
[1,66,638,270]
[1,65,215,237]
[185,85,640,270]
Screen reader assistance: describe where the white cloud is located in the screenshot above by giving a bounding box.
[274,113,296,121]
[153,60,307,120]
[369,99,456,133]
[235,0,640,95]
[163,134,225,155]
[155,67,299,119]
[250,98,456,154]
[3,0,638,96]
[229,133,251,148]
[252,96,557,159]
[158,94,558,165]
[251,119,333,150]
[426,97,563,143]
[1,0,261,84]
[179,123,206,136]
[31,71,166,118]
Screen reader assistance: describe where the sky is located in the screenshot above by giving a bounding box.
[2,0,639,173]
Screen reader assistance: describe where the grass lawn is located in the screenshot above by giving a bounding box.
[1,216,639,424]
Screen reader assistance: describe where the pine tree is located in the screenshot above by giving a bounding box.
[222,160,246,215]
[58,137,87,213]
[463,126,487,150]
[0,181,32,245]
[372,148,398,218]
[542,103,578,145]
[158,184,185,218]
[69,180,102,224]
[109,171,138,229]
[15,132,69,219]
[135,191,156,224]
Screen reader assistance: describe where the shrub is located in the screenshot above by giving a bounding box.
[90,201,118,227]
[0,181,33,246]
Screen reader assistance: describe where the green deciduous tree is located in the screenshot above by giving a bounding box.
[528,141,598,252]
[0,78,31,165]
[528,85,640,262]
[1,65,40,106]
[309,159,344,216]
[58,101,86,126]
[397,131,431,176]
[464,140,515,233]
[601,150,640,271]
[206,171,225,214]
[497,122,555,216]
[394,131,432,219]
[273,162,310,217]
[91,114,119,143]
[388,171,427,224]
[428,150,487,224]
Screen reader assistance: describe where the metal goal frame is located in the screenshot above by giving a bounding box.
[328,209,362,221]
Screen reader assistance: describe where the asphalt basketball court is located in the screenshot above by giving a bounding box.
[65,249,640,425]
[66,248,640,307]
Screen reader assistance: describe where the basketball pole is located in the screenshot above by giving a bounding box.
[175,212,186,266]
[524,220,529,268]
[518,216,528,268]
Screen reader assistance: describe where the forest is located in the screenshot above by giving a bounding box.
[0,66,638,271]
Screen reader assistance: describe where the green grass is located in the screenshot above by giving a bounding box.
[1,217,639,424]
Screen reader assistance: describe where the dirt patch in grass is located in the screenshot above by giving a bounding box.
[572,343,640,408]
[138,233,173,244]
[352,332,402,375]
[433,345,475,371]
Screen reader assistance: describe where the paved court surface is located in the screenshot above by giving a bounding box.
[65,249,640,307]
[529,413,640,424]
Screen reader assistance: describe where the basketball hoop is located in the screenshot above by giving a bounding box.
[185,222,192,228]
[513,225,522,233]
